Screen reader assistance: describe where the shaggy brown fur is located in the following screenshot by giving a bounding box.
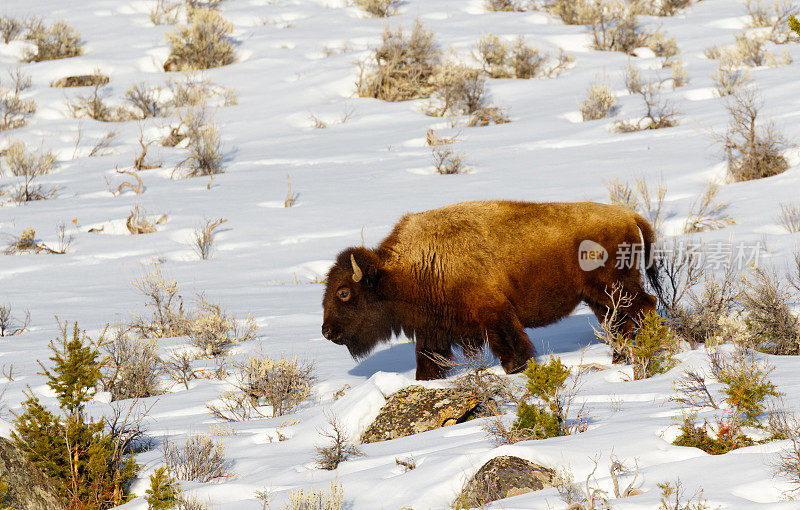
[322,201,658,380]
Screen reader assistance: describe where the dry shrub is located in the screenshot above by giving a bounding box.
[546,0,603,25]
[151,0,183,25]
[241,354,314,416]
[68,83,135,122]
[666,58,688,87]
[173,108,224,177]
[485,0,530,11]
[126,83,163,119]
[721,33,792,68]
[282,481,343,510]
[605,176,665,231]
[614,64,679,132]
[645,0,693,16]
[107,168,144,196]
[431,144,469,174]
[165,350,198,390]
[429,63,486,117]
[555,455,642,509]
[193,217,227,259]
[579,77,616,121]
[711,64,750,97]
[4,225,70,255]
[315,413,362,470]
[354,0,399,17]
[0,69,36,130]
[0,16,25,43]
[683,182,735,233]
[719,89,788,182]
[208,354,314,420]
[129,265,191,339]
[777,203,800,233]
[473,35,571,79]
[1,140,57,204]
[426,128,459,146]
[357,20,441,101]
[165,8,235,71]
[468,106,511,127]
[657,479,713,510]
[23,19,83,62]
[162,434,229,482]
[103,329,163,401]
[589,0,650,54]
[189,297,256,356]
[284,174,298,207]
[167,73,237,108]
[739,266,800,355]
[745,0,799,44]
[0,305,30,337]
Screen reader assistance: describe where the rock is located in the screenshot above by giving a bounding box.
[456,455,555,509]
[360,385,481,444]
[51,74,109,87]
[0,436,64,510]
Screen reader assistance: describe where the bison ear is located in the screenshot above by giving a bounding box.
[347,248,381,289]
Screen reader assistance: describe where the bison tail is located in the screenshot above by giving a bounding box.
[634,213,662,298]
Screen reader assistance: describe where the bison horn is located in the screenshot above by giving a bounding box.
[351,254,363,282]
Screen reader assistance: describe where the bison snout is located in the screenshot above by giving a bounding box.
[321,324,333,339]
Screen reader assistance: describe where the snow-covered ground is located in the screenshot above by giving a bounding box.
[1,0,800,508]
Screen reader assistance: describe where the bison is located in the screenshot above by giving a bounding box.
[321,200,659,380]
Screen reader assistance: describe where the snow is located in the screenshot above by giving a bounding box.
[1,0,800,508]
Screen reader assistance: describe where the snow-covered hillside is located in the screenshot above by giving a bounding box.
[1,0,800,508]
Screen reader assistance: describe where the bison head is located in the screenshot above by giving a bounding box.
[321,247,394,359]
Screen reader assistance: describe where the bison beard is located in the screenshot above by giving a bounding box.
[321,200,659,380]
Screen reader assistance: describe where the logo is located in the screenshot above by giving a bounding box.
[578,240,608,271]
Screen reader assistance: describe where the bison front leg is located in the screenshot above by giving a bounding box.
[415,345,452,380]
[483,310,534,375]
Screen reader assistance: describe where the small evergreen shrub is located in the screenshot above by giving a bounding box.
[145,467,181,510]
[11,321,139,509]
[508,357,583,441]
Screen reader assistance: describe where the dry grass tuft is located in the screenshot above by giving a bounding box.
[193,217,227,259]
[0,69,36,131]
[353,0,400,17]
[777,203,800,233]
[126,205,167,235]
[4,225,70,255]
[357,20,441,102]
[23,19,83,62]
[719,89,788,182]
[165,8,235,71]
[1,140,58,204]
[579,77,616,121]
[162,434,229,482]
[282,481,343,510]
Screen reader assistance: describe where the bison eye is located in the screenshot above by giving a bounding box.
[337,288,351,302]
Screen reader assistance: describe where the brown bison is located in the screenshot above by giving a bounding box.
[321,201,659,380]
